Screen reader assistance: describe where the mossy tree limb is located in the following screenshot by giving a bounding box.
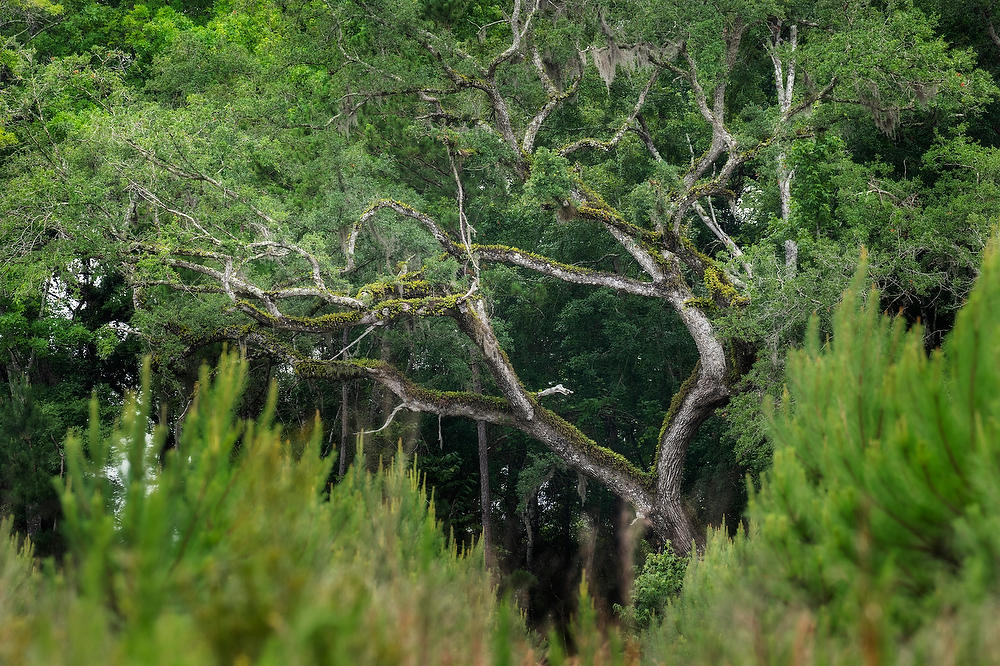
[235,294,465,333]
[471,244,668,298]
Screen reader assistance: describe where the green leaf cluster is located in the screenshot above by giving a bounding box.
[522,148,574,208]
[614,543,688,630]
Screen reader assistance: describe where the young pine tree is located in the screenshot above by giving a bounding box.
[647,241,1000,664]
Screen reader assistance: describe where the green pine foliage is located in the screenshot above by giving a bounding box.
[1,353,542,665]
[645,241,1000,663]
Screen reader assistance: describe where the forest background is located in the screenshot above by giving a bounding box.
[3,0,1000,662]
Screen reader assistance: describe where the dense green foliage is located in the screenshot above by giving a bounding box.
[5,0,1000,660]
[1,272,140,555]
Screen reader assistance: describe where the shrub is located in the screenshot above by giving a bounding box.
[614,544,687,630]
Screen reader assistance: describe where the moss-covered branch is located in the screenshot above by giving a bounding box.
[472,244,668,297]
[235,293,465,333]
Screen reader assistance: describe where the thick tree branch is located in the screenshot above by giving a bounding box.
[359,199,462,257]
[454,299,537,419]
[236,293,465,333]
[570,181,678,282]
[472,244,668,297]
[147,271,366,309]
[186,322,662,530]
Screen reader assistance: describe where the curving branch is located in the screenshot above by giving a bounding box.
[359,199,462,257]
[570,185,675,283]
[488,0,540,76]
[235,293,464,333]
[360,403,410,435]
[633,113,663,161]
[692,200,751,282]
[472,244,668,297]
[558,68,660,157]
[146,272,365,310]
[140,242,366,310]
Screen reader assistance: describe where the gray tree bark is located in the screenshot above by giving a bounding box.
[471,365,496,569]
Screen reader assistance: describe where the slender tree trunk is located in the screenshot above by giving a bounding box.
[523,494,536,569]
[339,382,349,477]
[471,366,495,569]
[771,22,798,274]
[785,239,798,277]
[339,330,350,477]
[477,418,494,566]
[774,23,796,214]
[778,158,793,222]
